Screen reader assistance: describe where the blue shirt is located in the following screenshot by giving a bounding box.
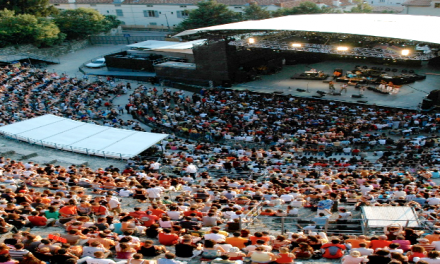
[318,199,334,210]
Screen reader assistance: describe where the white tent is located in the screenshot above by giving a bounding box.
[0,115,168,159]
[175,14,440,44]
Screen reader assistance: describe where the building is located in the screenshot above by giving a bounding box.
[49,0,356,29]
[402,0,440,15]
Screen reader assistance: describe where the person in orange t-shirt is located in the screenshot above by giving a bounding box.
[249,232,271,245]
[345,235,371,248]
[226,232,249,249]
[59,203,77,218]
[370,235,391,250]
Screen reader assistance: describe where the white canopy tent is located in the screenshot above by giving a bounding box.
[175,14,440,44]
[0,115,168,159]
[127,39,206,50]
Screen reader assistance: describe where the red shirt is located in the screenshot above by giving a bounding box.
[28,216,47,226]
[158,233,179,246]
[142,215,159,227]
[183,210,203,218]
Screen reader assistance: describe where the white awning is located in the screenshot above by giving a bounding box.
[0,115,168,159]
[127,39,206,50]
[175,14,440,44]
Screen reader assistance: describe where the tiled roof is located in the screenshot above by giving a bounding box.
[402,0,431,6]
[50,0,69,3]
[50,0,355,5]
[372,5,404,12]
[280,0,354,8]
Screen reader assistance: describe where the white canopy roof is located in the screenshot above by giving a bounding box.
[175,14,440,44]
[127,39,206,50]
[0,115,168,159]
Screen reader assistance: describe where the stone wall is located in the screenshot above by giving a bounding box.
[0,39,90,59]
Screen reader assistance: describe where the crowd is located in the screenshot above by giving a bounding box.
[0,65,144,131]
[0,63,440,264]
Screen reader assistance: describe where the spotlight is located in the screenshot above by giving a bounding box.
[248,38,255,44]
[401,49,410,56]
[337,46,349,51]
[291,43,302,47]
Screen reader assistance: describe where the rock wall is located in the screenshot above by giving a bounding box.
[0,39,90,59]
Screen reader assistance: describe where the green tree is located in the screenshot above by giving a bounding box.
[350,0,373,12]
[174,0,241,33]
[271,1,334,17]
[0,0,58,17]
[103,14,122,31]
[243,2,271,20]
[0,9,64,47]
[54,8,120,39]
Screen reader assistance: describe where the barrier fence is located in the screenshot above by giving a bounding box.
[239,210,437,236]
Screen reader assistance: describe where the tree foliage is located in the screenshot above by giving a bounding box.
[272,2,334,17]
[349,0,373,12]
[242,2,271,20]
[54,8,120,40]
[0,9,64,47]
[0,0,58,17]
[174,0,241,33]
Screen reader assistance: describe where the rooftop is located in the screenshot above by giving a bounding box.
[402,0,431,6]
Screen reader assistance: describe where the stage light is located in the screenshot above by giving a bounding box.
[337,46,349,51]
[248,38,255,44]
[401,49,410,56]
[291,43,302,47]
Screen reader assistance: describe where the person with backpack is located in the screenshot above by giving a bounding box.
[321,238,346,259]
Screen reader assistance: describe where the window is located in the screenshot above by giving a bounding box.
[143,10,159,17]
[149,22,157,25]
[116,9,123,16]
[176,10,189,18]
[180,5,187,7]
[435,2,440,7]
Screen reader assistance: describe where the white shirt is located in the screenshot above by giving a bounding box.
[86,258,116,264]
[147,187,163,198]
[280,194,294,202]
[108,199,120,209]
[203,233,225,242]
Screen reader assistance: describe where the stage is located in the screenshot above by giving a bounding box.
[230,61,440,110]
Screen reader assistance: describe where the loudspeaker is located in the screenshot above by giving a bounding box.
[222,80,232,87]
[332,92,341,96]
[296,88,306,92]
[357,100,368,103]
[317,91,327,95]
[352,94,363,98]
[422,98,434,109]
[312,95,323,98]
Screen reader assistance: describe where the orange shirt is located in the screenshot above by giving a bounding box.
[370,240,391,250]
[226,237,249,249]
[346,239,371,248]
[249,236,271,245]
[424,234,440,244]
[59,206,77,217]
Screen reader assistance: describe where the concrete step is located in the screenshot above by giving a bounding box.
[55,157,88,166]
[28,156,58,165]
[0,147,16,155]
[14,149,38,159]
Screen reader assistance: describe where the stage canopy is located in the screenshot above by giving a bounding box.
[175,14,440,44]
[362,206,420,228]
[0,115,168,159]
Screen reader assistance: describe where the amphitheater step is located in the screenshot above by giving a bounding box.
[55,157,88,166]
[14,149,38,159]
[0,147,16,155]
[28,156,58,165]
